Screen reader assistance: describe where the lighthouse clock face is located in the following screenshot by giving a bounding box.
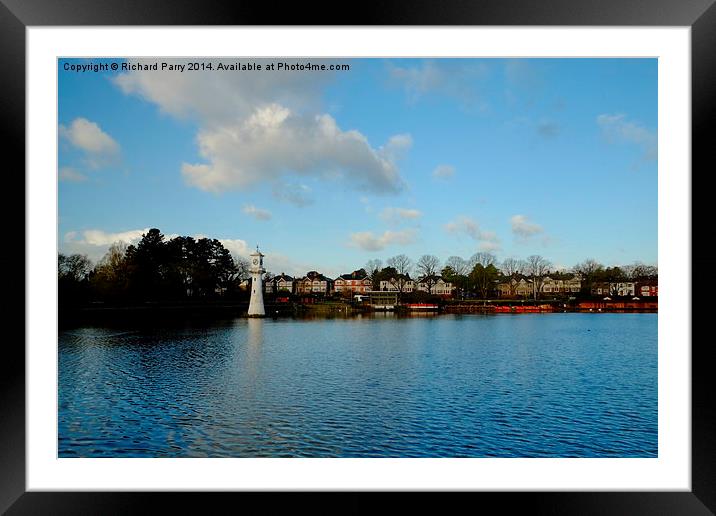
[253,258,258,265]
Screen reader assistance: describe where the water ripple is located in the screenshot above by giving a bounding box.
[58,313,658,458]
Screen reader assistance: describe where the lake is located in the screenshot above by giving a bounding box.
[58,312,657,457]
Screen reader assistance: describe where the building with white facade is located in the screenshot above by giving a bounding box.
[379,277,452,296]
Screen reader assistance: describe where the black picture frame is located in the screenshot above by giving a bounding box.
[3,0,713,513]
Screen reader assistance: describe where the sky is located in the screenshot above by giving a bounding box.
[58,58,657,277]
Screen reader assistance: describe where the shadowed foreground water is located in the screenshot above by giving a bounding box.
[58,313,657,457]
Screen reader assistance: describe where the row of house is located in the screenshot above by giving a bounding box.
[258,269,454,296]
[378,278,453,295]
[250,270,658,299]
[591,281,658,298]
[261,270,371,295]
[496,276,658,298]
[497,276,582,297]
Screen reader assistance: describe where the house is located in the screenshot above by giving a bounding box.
[515,278,533,297]
[637,281,658,297]
[498,274,581,298]
[334,269,373,294]
[612,282,636,297]
[379,279,415,293]
[296,271,333,295]
[541,275,581,294]
[591,282,636,297]
[273,273,295,294]
[415,276,453,296]
[497,277,532,297]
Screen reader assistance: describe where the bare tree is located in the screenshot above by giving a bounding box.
[416,254,441,294]
[573,258,604,295]
[524,255,552,300]
[58,253,92,281]
[468,252,497,269]
[624,261,658,281]
[387,254,413,296]
[501,257,524,297]
[365,258,383,289]
[445,256,469,276]
[232,255,250,283]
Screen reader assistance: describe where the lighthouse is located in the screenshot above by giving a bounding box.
[247,246,266,317]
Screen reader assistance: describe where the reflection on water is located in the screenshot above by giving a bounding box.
[59,313,657,458]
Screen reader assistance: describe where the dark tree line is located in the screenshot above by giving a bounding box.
[59,228,249,305]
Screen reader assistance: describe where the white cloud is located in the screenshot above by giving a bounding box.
[59,166,87,182]
[596,113,657,161]
[61,227,150,262]
[432,164,455,179]
[382,133,413,160]
[445,216,500,248]
[114,58,337,126]
[59,117,120,168]
[181,104,407,195]
[510,214,544,238]
[242,204,272,221]
[380,207,422,224]
[115,58,412,197]
[349,229,417,251]
[65,228,149,247]
[218,238,250,258]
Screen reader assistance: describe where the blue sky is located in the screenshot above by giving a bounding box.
[58,58,657,277]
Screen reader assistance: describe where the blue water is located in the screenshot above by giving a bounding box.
[58,313,657,457]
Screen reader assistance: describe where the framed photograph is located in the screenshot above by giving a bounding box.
[5,0,714,513]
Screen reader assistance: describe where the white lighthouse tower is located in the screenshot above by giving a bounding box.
[247,246,266,317]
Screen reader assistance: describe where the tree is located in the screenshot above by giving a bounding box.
[164,236,196,297]
[500,257,524,297]
[416,254,441,294]
[573,258,604,296]
[127,228,167,300]
[445,256,469,276]
[232,255,250,287]
[213,241,236,296]
[189,238,236,297]
[59,253,92,305]
[623,262,658,281]
[365,259,383,290]
[468,252,497,270]
[375,266,397,291]
[466,252,498,295]
[469,263,500,299]
[604,266,627,296]
[59,253,92,281]
[442,265,466,299]
[90,242,130,300]
[442,256,469,298]
[524,255,552,300]
[386,254,413,297]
